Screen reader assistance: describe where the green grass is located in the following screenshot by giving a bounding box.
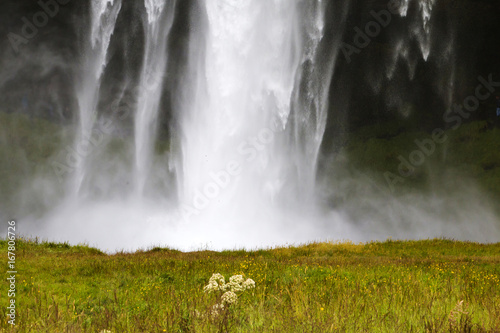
[1,238,499,332]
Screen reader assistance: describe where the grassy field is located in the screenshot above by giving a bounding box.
[1,238,499,332]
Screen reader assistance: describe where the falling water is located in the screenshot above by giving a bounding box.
[289,0,336,200]
[73,0,121,197]
[175,0,334,232]
[385,0,438,80]
[372,0,447,117]
[179,0,300,207]
[134,0,177,196]
[416,0,436,60]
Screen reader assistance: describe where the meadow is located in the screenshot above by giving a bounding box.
[1,238,499,332]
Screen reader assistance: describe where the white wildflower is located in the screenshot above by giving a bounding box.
[226,282,244,292]
[211,273,225,285]
[203,281,217,293]
[224,274,245,292]
[210,303,225,320]
[204,273,225,293]
[242,278,255,290]
[221,291,238,305]
[210,273,225,286]
[202,273,256,317]
[229,275,244,284]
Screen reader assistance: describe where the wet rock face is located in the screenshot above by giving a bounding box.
[0,1,80,121]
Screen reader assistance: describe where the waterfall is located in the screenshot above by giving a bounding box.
[73,0,122,196]
[134,0,177,195]
[175,0,335,227]
[178,0,298,216]
[16,0,497,253]
[289,0,336,200]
